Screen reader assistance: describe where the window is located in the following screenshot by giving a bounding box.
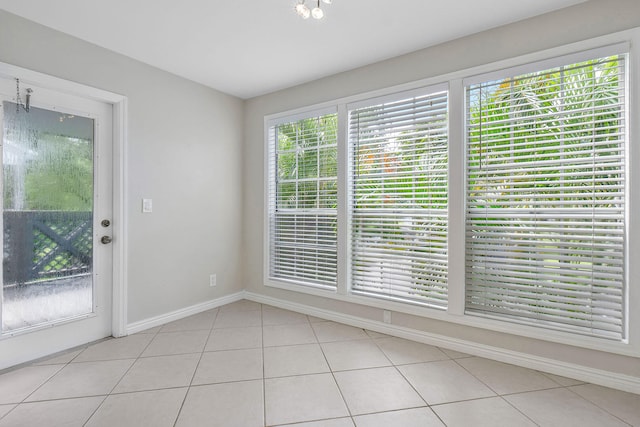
[264,40,634,350]
[348,89,449,308]
[267,111,338,289]
[465,54,627,340]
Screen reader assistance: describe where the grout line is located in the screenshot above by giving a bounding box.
[310,318,354,420]
[498,394,541,426]
[15,363,67,404]
[564,386,634,426]
[368,334,437,421]
[3,301,635,426]
[81,395,110,427]
[269,415,355,426]
[451,357,501,397]
[172,307,220,427]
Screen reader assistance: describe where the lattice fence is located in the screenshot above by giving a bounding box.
[3,211,92,285]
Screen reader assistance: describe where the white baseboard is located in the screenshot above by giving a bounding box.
[126,292,245,334]
[245,291,640,394]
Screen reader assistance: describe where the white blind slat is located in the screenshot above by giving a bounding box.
[465,54,627,340]
[350,90,449,308]
[268,113,338,288]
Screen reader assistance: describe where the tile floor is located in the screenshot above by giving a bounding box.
[0,299,638,426]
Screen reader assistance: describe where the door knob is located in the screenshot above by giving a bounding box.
[101,236,112,244]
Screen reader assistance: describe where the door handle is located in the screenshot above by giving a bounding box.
[101,236,113,244]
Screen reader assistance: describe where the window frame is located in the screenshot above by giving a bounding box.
[347,85,450,309]
[265,106,339,291]
[263,29,640,357]
[463,51,628,341]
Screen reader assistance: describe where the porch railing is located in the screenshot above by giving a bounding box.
[3,211,93,286]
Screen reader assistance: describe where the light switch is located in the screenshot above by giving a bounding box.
[142,198,153,213]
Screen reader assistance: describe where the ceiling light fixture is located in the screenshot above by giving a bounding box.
[296,0,332,20]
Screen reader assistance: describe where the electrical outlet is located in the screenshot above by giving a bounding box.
[383,310,391,324]
[209,274,217,287]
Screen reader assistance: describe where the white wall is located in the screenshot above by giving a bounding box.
[243,0,640,386]
[0,10,245,324]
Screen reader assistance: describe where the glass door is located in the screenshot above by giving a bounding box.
[2,102,96,331]
[0,76,113,367]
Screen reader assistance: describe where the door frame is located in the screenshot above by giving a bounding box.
[0,61,128,339]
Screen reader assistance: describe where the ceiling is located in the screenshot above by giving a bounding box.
[0,0,587,99]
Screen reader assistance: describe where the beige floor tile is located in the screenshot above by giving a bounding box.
[353,407,444,427]
[543,372,585,386]
[263,323,318,347]
[456,357,559,395]
[399,360,495,405]
[334,367,425,416]
[112,353,200,393]
[439,347,472,359]
[570,384,640,426]
[86,388,187,427]
[0,365,63,404]
[265,373,349,425]
[26,359,134,401]
[176,381,263,427]
[141,330,208,357]
[159,310,217,332]
[432,397,537,427]
[277,418,355,427]
[263,307,309,326]
[264,344,330,378]
[374,337,449,365]
[74,334,154,362]
[0,396,103,427]
[132,326,162,335]
[2,302,637,427]
[312,322,369,342]
[321,339,391,371]
[505,388,628,427]
[33,349,83,365]
[213,309,262,329]
[192,348,262,385]
[219,300,262,312]
[205,326,262,351]
[365,330,388,339]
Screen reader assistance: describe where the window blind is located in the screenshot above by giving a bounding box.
[349,89,448,308]
[465,55,627,339]
[268,113,338,288]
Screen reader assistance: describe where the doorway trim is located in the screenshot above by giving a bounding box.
[0,61,128,338]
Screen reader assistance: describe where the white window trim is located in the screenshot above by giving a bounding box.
[0,62,129,339]
[263,27,640,357]
[347,84,450,308]
[264,106,339,291]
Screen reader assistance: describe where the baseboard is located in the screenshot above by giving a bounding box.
[126,292,245,334]
[245,291,640,394]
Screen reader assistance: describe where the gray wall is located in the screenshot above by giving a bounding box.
[0,10,245,323]
[2,0,639,382]
[243,0,640,379]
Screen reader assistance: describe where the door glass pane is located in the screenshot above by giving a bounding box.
[2,102,94,333]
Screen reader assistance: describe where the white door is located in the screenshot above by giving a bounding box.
[0,76,113,369]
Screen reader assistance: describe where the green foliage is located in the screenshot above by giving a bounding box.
[467,56,624,210]
[276,115,338,209]
[24,134,93,211]
[350,96,449,227]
